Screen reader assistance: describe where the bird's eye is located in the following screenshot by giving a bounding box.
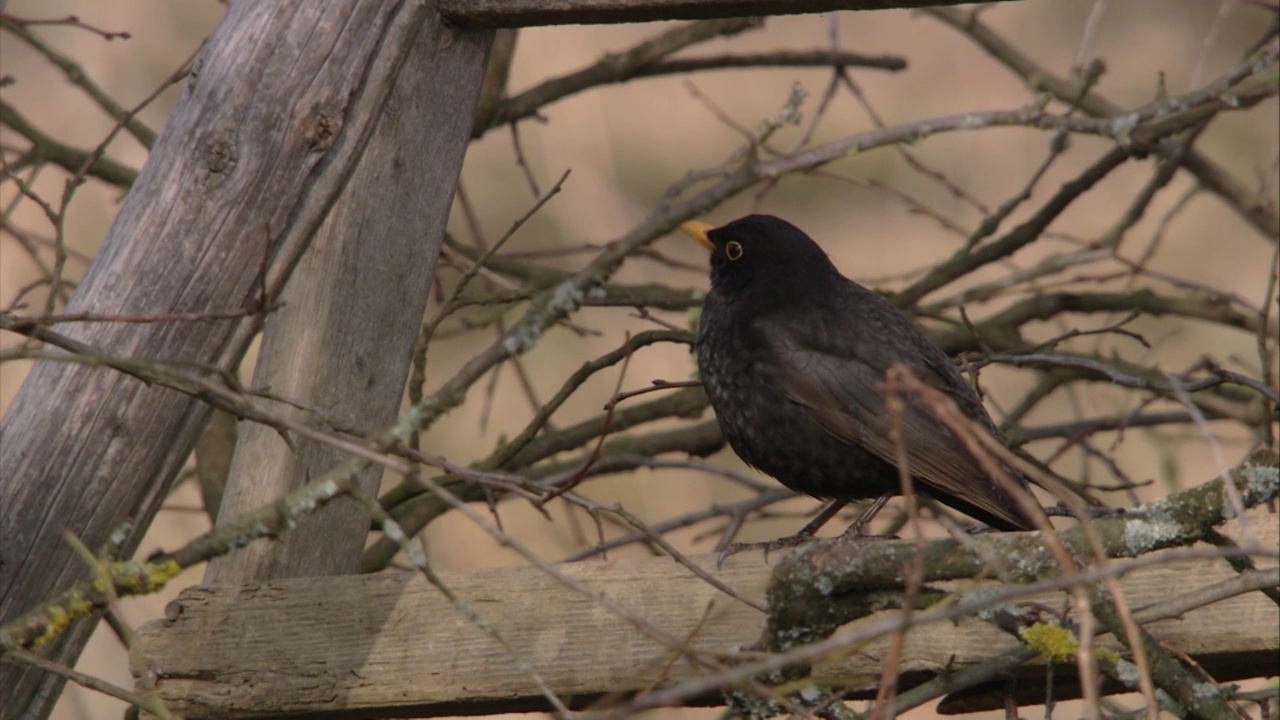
[725,241,744,261]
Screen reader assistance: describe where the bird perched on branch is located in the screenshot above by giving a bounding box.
[682,215,1037,553]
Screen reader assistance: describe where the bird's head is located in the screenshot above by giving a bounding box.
[681,214,839,304]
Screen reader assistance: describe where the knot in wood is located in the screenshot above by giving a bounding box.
[307,112,342,151]
[204,134,237,174]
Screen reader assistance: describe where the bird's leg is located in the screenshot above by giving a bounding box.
[839,492,894,539]
[715,499,849,568]
[795,498,850,536]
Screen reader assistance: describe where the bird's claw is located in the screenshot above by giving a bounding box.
[717,525,900,568]
[715,533,818,568]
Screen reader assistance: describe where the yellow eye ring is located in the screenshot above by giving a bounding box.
[725,241,744,261]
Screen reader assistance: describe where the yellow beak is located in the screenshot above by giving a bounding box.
[680,220,716,251]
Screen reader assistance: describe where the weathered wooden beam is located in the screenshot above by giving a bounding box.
[203,2,493,585]
[439,0,1021,27]
[132,516,1279,719]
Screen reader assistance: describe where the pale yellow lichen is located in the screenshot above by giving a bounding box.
[1021,622,1079,663]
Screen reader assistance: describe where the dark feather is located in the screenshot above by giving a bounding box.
[765,315,1032,530]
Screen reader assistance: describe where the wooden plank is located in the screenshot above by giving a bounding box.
[438,0,1021,27]
[132,516,1279,718]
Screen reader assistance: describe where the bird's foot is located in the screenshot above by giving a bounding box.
[716,533,818,568]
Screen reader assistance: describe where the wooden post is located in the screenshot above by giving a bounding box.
[0,2,491,716]
[203,4,492,584]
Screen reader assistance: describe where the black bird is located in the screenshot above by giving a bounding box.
[683,215,1036,546]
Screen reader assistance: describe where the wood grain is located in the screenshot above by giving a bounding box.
[132,517,1279,718]
[203,2,493,585]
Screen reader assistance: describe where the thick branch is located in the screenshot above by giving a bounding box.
[929,289,1270,354]
[761,450,1277,655]
[439,0,1022,27]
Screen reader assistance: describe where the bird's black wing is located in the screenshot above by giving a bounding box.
[754,292,1032,530]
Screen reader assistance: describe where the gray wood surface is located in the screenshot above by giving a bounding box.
[0,2,490,716]
[131,517,1278,719]
[203,4,493,585]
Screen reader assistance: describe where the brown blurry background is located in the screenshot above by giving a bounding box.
[2,1,1276,718]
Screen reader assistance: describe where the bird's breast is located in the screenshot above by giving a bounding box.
[697,306,784,457]
[695,298,899,500]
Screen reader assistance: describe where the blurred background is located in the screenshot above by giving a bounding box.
[2,0,1277,718]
